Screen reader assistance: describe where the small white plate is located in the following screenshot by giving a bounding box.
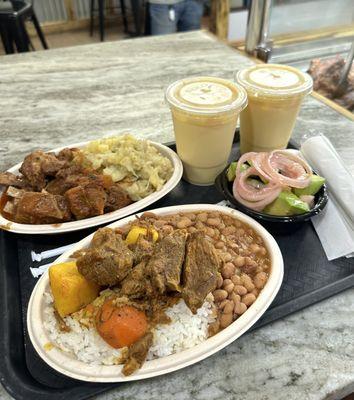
[0,140,183,234]
[27,204,284,383]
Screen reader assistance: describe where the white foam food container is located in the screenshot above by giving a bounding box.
[27,204,284,382]
[0,140,183,234]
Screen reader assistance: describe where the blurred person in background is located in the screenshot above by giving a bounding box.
[148,0,204,35]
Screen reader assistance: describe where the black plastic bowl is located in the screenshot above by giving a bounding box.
[215,165,328,234]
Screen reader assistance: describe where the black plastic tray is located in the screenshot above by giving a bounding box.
[1,140,353,400]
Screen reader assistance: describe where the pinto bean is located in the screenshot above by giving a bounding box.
[229,292,241,303]
[222,279,232,287]
[222,226,236,235]
[215,241,225,249]
[220,313,233,329]
[154,220,168,228]
[213,289,228,302]
[259,246,267,256]
[161,225,174,235]
[241,274,255,292]
[234,256,245,267]
[187,213,196,221]
[222,263,235,279]
[251,288,259,297]
[254,272,268,289]
[219,299,228,309]
[222,253,232,262]
[216,275,224,289]
[205,227,215,237]
[223,301,234,314]
[196,212,208,222]
[207,218,221,227]
[224,283,235,294]
[188,226,197,234]
[195,221,205,231]
[234,285,247,296]
[242,293,256,306]
[177,217,193,229]
[234,302,247,315]
[231,275,242,285]
[249,243,260,253]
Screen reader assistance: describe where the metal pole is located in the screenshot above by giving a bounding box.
[245,0,273,61]
[245,0,264,54]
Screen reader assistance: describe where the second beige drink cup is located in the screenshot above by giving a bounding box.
[165,76,247,185]
[236,64,313,154]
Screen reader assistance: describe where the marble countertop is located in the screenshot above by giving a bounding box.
[0,30,354,400]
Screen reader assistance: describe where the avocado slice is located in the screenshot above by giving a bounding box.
[226,162,249,182]
[263,191,310,216]
[293,175,325,197]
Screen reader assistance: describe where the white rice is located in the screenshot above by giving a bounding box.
[43,292,216,366]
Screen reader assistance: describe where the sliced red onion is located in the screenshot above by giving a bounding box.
[262,150,312,188]
[236,166,281,202]
[232,149,313,211]
[232,178,282,211]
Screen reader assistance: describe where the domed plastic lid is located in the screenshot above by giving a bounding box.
[165,76,248,115]
[236,64,313,98]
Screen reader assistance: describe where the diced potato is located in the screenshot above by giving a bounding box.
[49,261,100,317]
[125,226,158,245]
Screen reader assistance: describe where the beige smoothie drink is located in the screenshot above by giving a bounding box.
[236,64,313,154]
[165,76,247,185]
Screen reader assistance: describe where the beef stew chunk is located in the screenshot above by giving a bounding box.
[104,183,132,212]
[132,234,155,264]
[121,260,153,299]
[122,332,153,376]
[19,150,66,190]
[0,172,27,188]
[14,192,71,224]
[182,231,220,314]
[65,185,107,219]
[147,231,186,294]
[76,228,133,286]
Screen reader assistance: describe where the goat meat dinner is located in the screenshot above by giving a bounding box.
[0,135,173,225]
[45,210,271,376]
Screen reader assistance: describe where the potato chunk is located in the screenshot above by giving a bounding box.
[49,261,100,317]
[125,226,158,245]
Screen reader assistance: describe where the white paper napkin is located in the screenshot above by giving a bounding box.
[301,135,354,260]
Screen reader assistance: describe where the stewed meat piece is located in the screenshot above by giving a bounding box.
[0,172,28,188]
[19,150,66,190]
[121,260,154,299]
[104,183,132,212]
[65,185,107,219]
[132,234,155,264]
[122,332,153,376]
[56,148,79,163]
[147,231,186,294]
[14,192,71,224]
[76,228,133,286]
[182,232,220,314]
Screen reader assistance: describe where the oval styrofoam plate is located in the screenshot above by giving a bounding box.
[0,140,183,234]
[27,204,284,383]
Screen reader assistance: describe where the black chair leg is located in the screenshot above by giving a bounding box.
[120,0,128,33]
[20,18,34,50]
[0,24,15,54]
[98,0,105,41]
[12,18,29,52]
[90,0,94,36]
[130,0,142,36]
[31,12,48,49]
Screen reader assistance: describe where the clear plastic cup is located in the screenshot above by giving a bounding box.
[165,76,247,186]
[236,64,313,154]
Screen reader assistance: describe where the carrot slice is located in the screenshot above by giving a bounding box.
[96,302,148,348]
